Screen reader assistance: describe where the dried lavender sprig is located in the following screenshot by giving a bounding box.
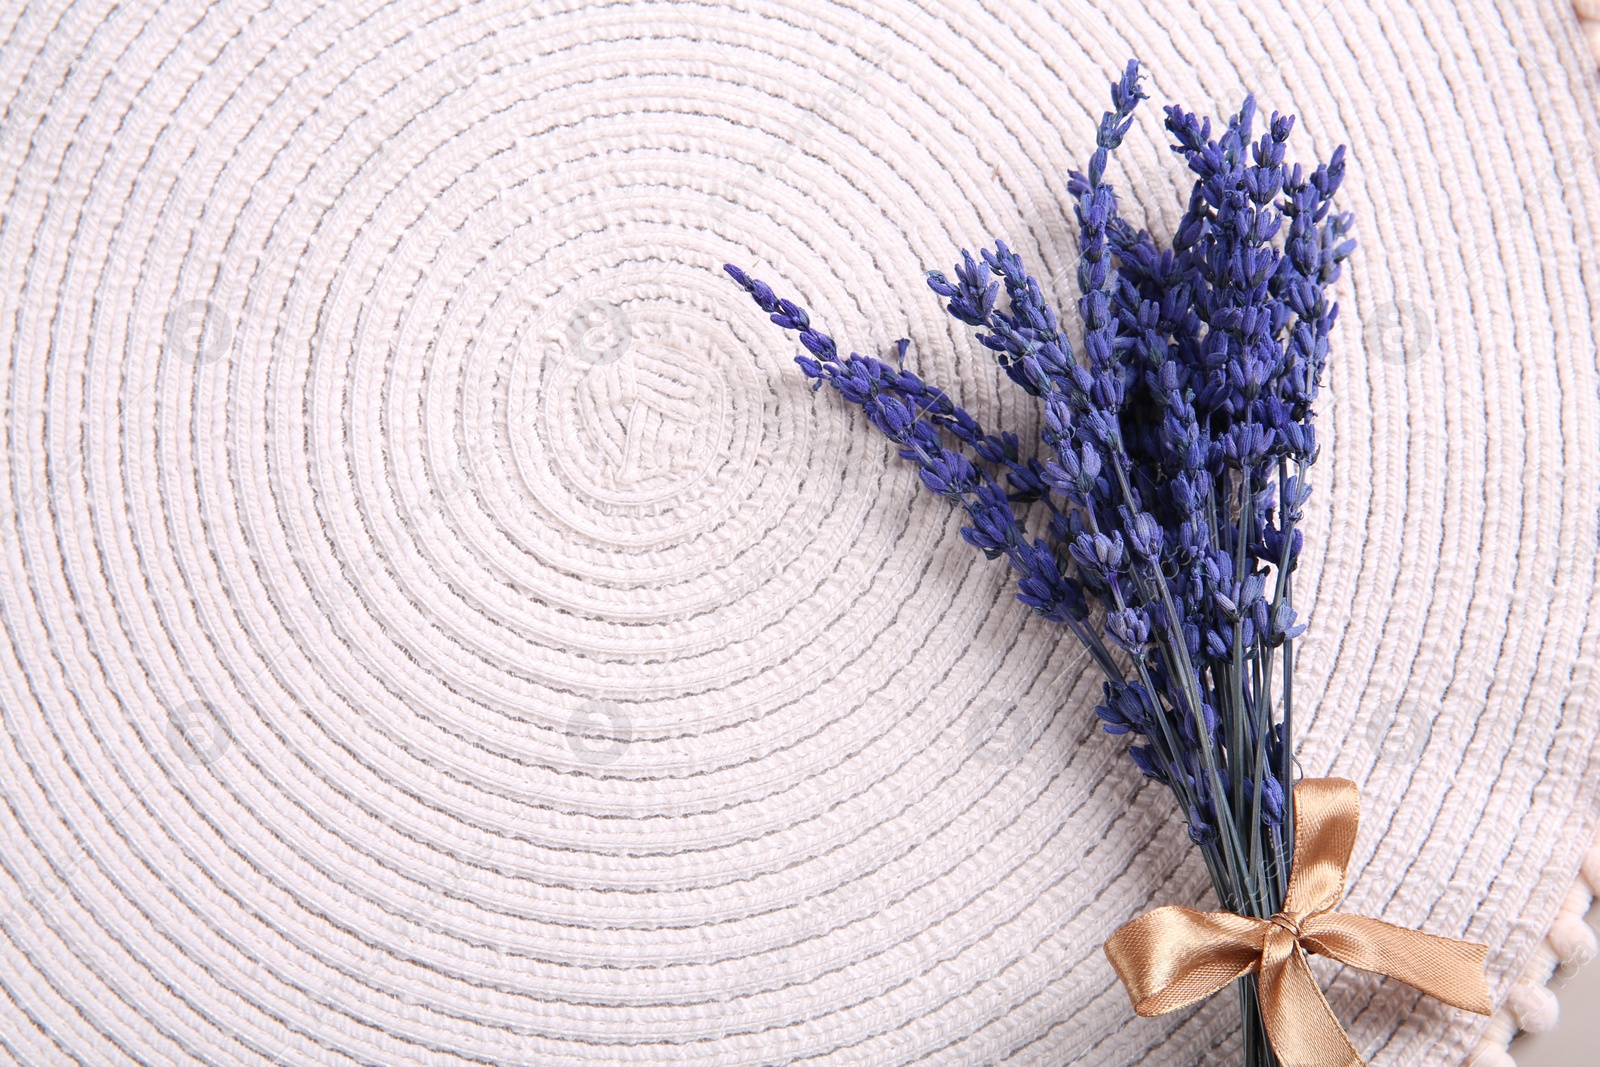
[722,264,1126,681]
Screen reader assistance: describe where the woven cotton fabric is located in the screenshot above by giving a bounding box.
[0,1,1597,1065]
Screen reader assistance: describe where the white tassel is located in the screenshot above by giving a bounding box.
[1506,982,1560,1034]
[1580,840,1600,893]
[1547,913,1599,967]
[1467,833,1600,1064]
[1467,1047,1517,1067]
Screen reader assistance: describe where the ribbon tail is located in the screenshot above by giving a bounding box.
[1103,905,1265,1016]
[1301,912,1493,1015]
[1259,927,1365,1067]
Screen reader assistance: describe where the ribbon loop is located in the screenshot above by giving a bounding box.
[1103,778,1492,1067]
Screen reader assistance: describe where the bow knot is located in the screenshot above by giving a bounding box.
[1267,911,1303,938]
[1103,778,1492,1067]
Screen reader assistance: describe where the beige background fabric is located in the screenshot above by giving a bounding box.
[0,1,1598,1064]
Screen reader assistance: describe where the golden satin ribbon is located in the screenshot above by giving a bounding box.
[1103,778,1492,1067]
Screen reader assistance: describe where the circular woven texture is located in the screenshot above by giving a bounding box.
[1,1,1598,1064]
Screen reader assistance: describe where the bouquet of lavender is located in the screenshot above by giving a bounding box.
[728,61,1354,1066]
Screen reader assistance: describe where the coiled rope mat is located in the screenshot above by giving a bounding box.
[1,2,1598,1065]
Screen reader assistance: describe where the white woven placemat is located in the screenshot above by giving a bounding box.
[1,1,1598,1064]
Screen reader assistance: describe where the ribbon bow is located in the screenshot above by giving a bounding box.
[1103,778,1492,1067]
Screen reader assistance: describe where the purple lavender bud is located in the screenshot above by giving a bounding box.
[1043,456,1078,495]
[1270,602,1306,645]
[1095,702,1133,735]
[1170,473,1195,511]
[1222,422,1274,467]
[725,264,782,313]
[1105,606,1150,653]
[1079,443,1103,482]
[1176,520,1201,554]
[959,525,1003,557]
[1083,289,1112,332]
[1124,508,1164,560]
[1068,531,1116,582]
[1261,774,1286,826]
[799,329,836,359]
[1044,395,1073,436]
[1109,60,1147,115]
[1016,544,1090,622]
[1099,531,1125,571]
[928,450,976,493]
[897,423,942,459]
[1285,476,1312,514]
[970,436,1002,465]
[1251,595,1270,636]
[1098,680,1157,737]
[769,298,811,332]
[1008,354,1041,393]
[1128,744,1166,782]
[949,409,985,447]
[960,492,1014,555]
[1164,105,1209,152]
[1083,410,1121,450]
[1078,255,1109,294]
